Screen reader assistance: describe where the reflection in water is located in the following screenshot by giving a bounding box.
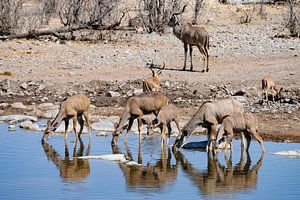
[112,144,179,189]
[41,138,91,182]
[173,149,265,195]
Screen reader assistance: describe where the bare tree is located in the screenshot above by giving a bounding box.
[286,0,300,37]
[0,0,24,35]
[193,0,205,24]
[139,0,182,33]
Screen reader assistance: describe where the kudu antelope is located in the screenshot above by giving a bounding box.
[216,113,265,152]
[174,99,244,151]
[41,94,91,145]
[261,75,282,103]
[168,5,209,72]
[111,91,169,145]
[143,62,165,92]
[150,103,181,146]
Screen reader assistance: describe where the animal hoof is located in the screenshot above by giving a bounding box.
[206,69,209,72]
[201,70,205,73]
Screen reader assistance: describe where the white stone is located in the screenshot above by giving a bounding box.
[20,120,41,131]
[0,115,38,122]
[11,102,27,109]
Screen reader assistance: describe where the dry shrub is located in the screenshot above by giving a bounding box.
[0,0,24,35]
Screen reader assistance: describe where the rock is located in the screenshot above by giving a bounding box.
[20,120,41,131]
[38,84,46,91]
[106,91,120,97]
[272,150,300,158]
[95,132,109,137]
[0,103,9,108]
[230,96,247,103]
[182,140,230,150]
[164,81,170,88]
[0,115,38,122]
[1,79,11,92]
[20,82,28,90]
[11,102,27,109]
[40,97,48,102]
[54,121,88,134]
[91,116,119,132]
[38,103,54,108]
[79,154,127,162]
[126,90,133,96]
[233,89,246,96]
[133,88,143,95]
[8,124,16,131]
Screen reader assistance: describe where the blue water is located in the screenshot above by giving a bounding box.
[0,123,300,200]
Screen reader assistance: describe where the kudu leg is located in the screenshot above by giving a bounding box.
[73,115,79,146]
[167,123,172,146]
[137,117,143,144]
[83,111,92,138]
[197,45,208,73]
[251,129,265,152]
[77,115,84,138]
[64,119,69,145]
[124,117,134,143]
[189,45,193,71]
[161,125,167,148]
[183,43,188,71]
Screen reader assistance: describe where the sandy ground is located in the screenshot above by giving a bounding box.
[0,2,299,142]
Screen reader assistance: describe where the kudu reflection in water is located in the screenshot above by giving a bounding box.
[112,144,179,189]
[41,138,91,182]
[173,149,264,195]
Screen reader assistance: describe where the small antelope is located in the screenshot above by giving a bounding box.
[143,62,165,92]
[111,91,169,145]
[216,113,265,152]
[150,104,180,146]
[261,76,283,103]
[168,5,209,72]
[41,94,91,145]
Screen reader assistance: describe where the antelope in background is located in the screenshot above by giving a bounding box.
[111,91,169,145]
[261,75,283,103]
[41,93,92,145]
[143,62,165,92]
[174,99,244,151]
[168,5,209,72]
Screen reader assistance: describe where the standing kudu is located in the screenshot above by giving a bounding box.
[41,94,91,145]
[111,91,169,145]
[168,5,209,72]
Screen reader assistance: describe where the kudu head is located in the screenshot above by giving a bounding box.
[149,61,165,78]
[168,5,187,27]
[41,120,54,142]
[111,122,127,146]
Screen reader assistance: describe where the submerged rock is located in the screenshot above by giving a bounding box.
[272,150,300,159]
[8,124,16,131]
[78,153,141,166]
[20,120,41,131]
